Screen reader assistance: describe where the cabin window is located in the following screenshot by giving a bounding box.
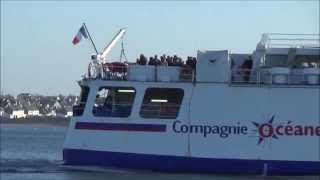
[140,88,184,119]
[294,55,320,68]
[264,55,288,67]
[92,87,136,117]
[73,86,90,116]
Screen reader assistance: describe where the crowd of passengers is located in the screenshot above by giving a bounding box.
[86,54,197,80]
[136,54,197,69]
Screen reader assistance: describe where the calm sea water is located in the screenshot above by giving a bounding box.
[0,122,319,180]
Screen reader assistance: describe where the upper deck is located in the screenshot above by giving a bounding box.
[83,34,320,87]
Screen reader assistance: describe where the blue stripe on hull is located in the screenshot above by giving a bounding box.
[63,148,320,175]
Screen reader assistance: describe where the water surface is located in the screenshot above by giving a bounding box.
[0,123,318,180]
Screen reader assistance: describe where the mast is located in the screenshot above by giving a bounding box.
[83,23,98,55]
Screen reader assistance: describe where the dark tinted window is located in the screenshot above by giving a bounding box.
[73,86,89,116]
[140,88,184,119]
[92,87,135,117]
[294,55,320,68]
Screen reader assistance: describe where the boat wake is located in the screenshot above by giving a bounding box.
[0,158,136,174]
[0,159,64,173]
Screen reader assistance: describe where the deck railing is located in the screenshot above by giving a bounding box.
[230,68,320,85]
[82,63,319,86]
[84,63,195,82]
[260,33,320,49]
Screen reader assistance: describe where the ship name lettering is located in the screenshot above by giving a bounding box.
[259,124,320,137]
[172,120,248,138]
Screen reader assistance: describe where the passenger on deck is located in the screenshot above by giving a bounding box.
[166,56,173,66]
[154,55,161,66]
[160,56,164,63]
[191,57,197,69]
[172,55,178,65]
[179,58,184,66]
[139,54,147,65]
[172,55,182,66]
[186,56,192,66]
[175,57,184,66]
[160,56,168,66]
[183,56,196,80]
[148,57,156,65]
[161,54,166,62]
[136,58,140,64]
[240,56,253,82]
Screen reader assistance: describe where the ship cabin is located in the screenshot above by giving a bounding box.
[73,33,319,119]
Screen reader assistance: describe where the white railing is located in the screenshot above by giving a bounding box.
[260,33,320,49]
[84,63,195,82]
[231,68,320,85]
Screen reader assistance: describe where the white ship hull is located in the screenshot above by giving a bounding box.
[63,82,320,175]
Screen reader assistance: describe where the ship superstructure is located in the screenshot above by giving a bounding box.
[63,32,320,175]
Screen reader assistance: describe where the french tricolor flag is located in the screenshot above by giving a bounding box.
[72,25,88,45]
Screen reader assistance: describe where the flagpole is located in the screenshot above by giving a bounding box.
[83,23,98,54]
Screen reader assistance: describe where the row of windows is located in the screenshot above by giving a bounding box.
[74,86,184,119]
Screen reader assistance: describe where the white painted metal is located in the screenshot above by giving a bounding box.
[99,29,126,62]
[304,68,320,84]
[127,65,155,81]
[189,83,319,161]
[64,81,193,156]
[157,66,180,82]
[64,80,320,161]
[197,50,230,82]
[269,67,290,84]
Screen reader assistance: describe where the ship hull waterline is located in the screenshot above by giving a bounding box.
[63,148,320,175]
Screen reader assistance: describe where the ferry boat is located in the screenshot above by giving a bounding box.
[63,30,320,175]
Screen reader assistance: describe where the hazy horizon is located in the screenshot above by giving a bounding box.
[1,1,319,96]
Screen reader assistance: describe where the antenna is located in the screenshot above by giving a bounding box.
[119,37,128,62]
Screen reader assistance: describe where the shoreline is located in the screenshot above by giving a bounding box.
[0,117,70,126]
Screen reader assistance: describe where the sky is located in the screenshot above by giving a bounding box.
[1,1,319,96]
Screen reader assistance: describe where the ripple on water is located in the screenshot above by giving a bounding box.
[1,123,319,180]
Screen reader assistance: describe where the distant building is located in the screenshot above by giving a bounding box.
[17,93,31,105]
[1,94,78,119]
[65,106,73,117]
[24,105,40,117]
[47,109,57,117]
[0,107,10,118]
[53,101,62,109]
[9,106,26,119]
[55,107,67,118]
